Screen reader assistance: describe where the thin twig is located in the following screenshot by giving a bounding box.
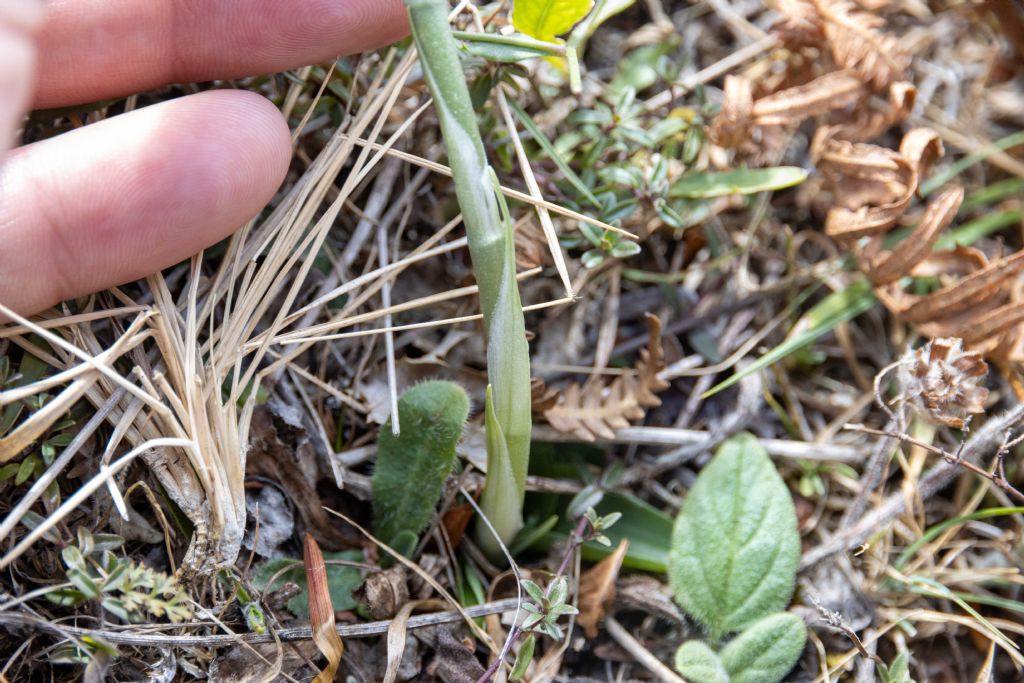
[0,598,520,647]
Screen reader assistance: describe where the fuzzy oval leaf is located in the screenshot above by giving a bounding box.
[669,433,800,638]
[669,167,808,199]
[372,381,470,550]
[720,613,807,683]
[513,0,595,43]
[674,640,729,683]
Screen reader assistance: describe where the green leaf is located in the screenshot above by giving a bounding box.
[510,633,535,681]
[720,613,807,683]
[674,641,729,683]
[252,551,362,618]
[669,434,800,640]
[705,280,876,398]
[669,167,808,199]
[456,31,563,62]
[513,0,595,43]
[578,491,672,572]
[878,652,914,683]
[372,381,470,552]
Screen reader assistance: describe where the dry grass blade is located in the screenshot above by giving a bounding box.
[383,599,446,683]
[304,534,344,683]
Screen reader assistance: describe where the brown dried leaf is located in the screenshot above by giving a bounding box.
[812,0,910,90]
[304,534,344,683]
[577,539,629,638]
[541,315,669,442]
[384,599,446,683]
[355,566,409,620]
[752,70,865,125]
[861,186,963,285]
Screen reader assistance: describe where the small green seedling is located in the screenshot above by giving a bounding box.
[668,433,807,683]
[372,380,470,556]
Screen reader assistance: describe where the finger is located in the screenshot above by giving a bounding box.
[0,90,291,316]
[0,0,45,150]
[34,0,409,109]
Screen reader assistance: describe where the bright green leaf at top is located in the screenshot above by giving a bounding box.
[669,433,800,641]
[669,166,808,199]
[513,0,595,43]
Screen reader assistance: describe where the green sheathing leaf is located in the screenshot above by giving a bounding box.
[720,613,807,683]
[669,433,800,640]
[513,0,595,43]
[674,640,729,683]
[372,381,470,550]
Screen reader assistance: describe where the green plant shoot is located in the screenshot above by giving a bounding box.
[372,381,470,555]
[405,0,533,559]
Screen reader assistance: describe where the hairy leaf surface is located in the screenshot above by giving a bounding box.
[674,640,729,683]
[668,433,800,639]
[720,612,807,683]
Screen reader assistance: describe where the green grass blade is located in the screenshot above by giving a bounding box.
[920,130,1024,197]
[507,99,600,207]
[704,280,876,398]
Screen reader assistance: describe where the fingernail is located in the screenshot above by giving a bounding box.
[0,0,46,34]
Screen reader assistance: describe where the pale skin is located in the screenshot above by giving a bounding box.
[0,0,409,317]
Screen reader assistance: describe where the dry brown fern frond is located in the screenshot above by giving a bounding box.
[538,314,670,442]
[811,0,910,91]
[817,127,1024,364]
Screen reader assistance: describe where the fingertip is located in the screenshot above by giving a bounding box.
[185,89,293,207]
[0,90,295,315]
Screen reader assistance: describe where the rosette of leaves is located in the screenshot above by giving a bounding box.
[668,433,807,683]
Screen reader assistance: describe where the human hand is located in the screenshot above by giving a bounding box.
[0,0,408,317]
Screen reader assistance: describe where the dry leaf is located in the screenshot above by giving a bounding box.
[577,539,629,638]
[304,534,344,683]
[818,126,1024,363]
[384,599,446,683]
[355,566,409,620]
[540,314,669,442]
[812,0,910,90]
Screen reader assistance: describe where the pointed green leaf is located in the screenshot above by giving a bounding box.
[705,280,876,398]
[669,166,808,199]
[674,640,729,683]
[510,633,536,681]
[513,0,595,43]
[720,613,807,683]
[668,434,800,639]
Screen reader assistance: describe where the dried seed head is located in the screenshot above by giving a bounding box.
[897,338,989,428]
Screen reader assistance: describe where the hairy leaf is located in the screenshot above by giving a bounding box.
[372,381,470,552]
[720,612,807,683]
[674,641,729,683]
[513,0,595,43]
[669,433,800,639]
